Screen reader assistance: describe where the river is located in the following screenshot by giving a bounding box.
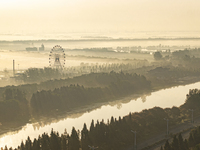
[0,82,200,148]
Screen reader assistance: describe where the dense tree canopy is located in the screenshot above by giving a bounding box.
[154,51,163,60]
[2,88,200,150]
[30,72,151,116]
[0,88,29,122]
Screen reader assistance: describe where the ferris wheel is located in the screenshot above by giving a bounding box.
[49,45,65,69]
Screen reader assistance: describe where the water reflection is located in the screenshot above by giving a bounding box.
[141,95,147,103]
[1,82,200,148]
[31,93,144,131]
[116,104,122,109]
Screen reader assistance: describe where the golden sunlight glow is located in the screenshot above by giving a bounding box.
[0,0,26,7]
[0,0,200,33]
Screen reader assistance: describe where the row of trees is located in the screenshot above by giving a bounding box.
[154,48,200,70]
[1,67,200,124]
[0,71,151,127]
[162,126,200,150]
[2,87,198,150]
[15,67,65,83]
[162,88,200,150]
[146,66,200,89]
[15,60,149,84]
[2,88,200,150]
[4,58,200,103]
[30,72,151,116]
[66,60,149,75]
[0,89,29,122]
[0,71,152,101]
[188,126,200,149]
[171,48,200,59]
[181,89,200,111]
[1,105,185,150]
[162,133,189,150]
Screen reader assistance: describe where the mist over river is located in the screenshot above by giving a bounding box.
[1,0,200,148]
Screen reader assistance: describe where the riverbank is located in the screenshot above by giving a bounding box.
[152,76,200,91]
[1,74,200,148]
[1,75,200,136]
[3,82,200,149]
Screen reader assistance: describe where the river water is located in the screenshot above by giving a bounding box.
[0,82,200,148]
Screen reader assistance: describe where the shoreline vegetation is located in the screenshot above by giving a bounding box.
[0,73,200,145]
[2,48,200,148]
[0,71,151,134]
[1,85,200,150]
[161,125,200,150]
[0,75,199,136]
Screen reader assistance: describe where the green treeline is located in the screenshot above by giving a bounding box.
[15,67,65,83]
[172,48,200,59]
[161,88,200,150]
[30,71,151,116]
[15,60,148,84]
[0,72,151,124]
[162,126,200,150]
[1,106,183,150]
[0,88,29,122]
[1,71,151,101]
[4,51,200,101]
[182,89,200,110]
[12,48,200,85]
[188,127,200,150]
[2,88,200,150]
[161,133,189,150]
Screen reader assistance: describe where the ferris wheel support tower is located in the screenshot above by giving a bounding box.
[49,45,65,69]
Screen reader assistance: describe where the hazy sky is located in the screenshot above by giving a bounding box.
[0,0,200,34]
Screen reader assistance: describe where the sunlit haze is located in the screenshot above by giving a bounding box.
[2,1,200,149]
[1,0,200,35]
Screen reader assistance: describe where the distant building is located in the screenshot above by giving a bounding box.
[26,47,37,51]
[39,44,45,51]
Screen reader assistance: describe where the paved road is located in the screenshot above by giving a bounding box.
[125,116,200,150]
[152,116,200,150]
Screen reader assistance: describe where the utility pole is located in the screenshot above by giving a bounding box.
[13,60,15,76]
[131,130,137,150]
[164,118,169,136]
[189,109,194,124]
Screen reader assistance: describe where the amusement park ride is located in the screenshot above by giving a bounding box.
[49,45,65,69]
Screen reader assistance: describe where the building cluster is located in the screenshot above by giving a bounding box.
[26,44,45,51]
